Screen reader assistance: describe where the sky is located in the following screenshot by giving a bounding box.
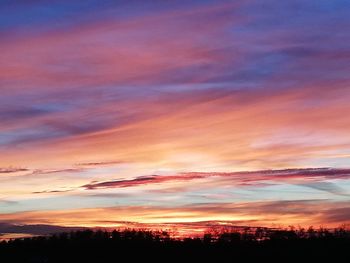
[1,0,350,235]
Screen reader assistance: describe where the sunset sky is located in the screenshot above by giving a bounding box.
[1,0,350,235]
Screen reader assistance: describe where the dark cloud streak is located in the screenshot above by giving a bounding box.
[82,168,350,190]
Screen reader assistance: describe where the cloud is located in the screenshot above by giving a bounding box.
[32,189,72,194]
[82,168,350,190]
[0,199,17,205]
[322,207,350,223]
[31,168,84,175]
[75,161,124,167]
[0,107,51,122]
[82,174,206,190]
[0,200,349,228]
[0,167,28,174]
[299,182,349,196]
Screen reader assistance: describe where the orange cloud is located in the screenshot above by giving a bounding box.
[1,200,349,229]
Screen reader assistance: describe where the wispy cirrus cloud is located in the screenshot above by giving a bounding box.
[75,161,124,167]
[32,189,73,194]
[26,168,350,199]
[82,174,205,190]
[82,168,350,193]
[0,167,28,174]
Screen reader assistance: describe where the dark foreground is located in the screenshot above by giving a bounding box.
[1,228,350,262]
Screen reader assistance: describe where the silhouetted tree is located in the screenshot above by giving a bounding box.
[1,227,350,262]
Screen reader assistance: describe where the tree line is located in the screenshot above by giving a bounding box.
[1,226,349,262]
